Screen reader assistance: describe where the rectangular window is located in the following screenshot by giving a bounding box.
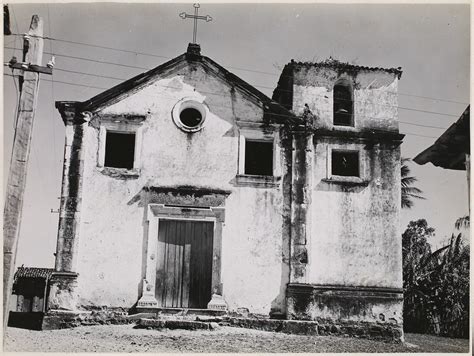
[104,131,136,169]
[333,82,353,126]
[244,140,273,176]
[332,150,359,177]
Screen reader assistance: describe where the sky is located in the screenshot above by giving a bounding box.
[2,2,470,268]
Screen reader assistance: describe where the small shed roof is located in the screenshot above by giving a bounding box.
[413,106,470,170]
[14,267,55,282]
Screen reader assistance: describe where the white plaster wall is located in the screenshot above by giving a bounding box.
[222,188,285,314]
[74,63,285,312]
[292,67,399,132]
[289,66,402,290]
[308,139,402,289]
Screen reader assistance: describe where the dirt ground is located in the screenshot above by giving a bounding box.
[3,324,471,353]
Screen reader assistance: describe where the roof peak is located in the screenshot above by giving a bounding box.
[187,43,201,56]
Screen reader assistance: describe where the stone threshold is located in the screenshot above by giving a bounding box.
[136,316,402,343]
[41,310,402,342]
[135,318,220,331]
[223,317,403,342]
[136,307,227,317]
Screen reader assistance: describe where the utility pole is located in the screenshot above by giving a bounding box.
[3,15,52,330]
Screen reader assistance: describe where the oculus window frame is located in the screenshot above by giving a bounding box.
[172,97,209,133]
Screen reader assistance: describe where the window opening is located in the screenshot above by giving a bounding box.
[180,107,203,128]
[333,82,353,126]
[244,140,273,176]
[104,131,135,169]
[332,150,359,177]
[172,99,207,133]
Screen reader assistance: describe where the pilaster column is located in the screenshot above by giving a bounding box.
[49,109,88,311]
[55,119,87,272]
[290,130,313,283]
[137,205,159,309]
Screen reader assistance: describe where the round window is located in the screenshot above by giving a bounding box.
[172,99,208,133]
[180,108,203,128]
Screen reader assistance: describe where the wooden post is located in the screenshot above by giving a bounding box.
[3,15,45,330]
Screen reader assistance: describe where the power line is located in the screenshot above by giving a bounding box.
[399,121,447,130]
[41,68,470,120]
[42,51,149,71]
[2,71,455,128]
[2,71,457,131]
[46,4,58,174]
[4,73,441,139]
[398,106,459,118]
[4,46,149,71]
[55,67,127,81]
[402,133,438,139]
[398,93,468,105]
[4,39,469,106]
[9,32,171,59]
[4,73,108,90]
[9,33,279,76]
[4,44,469,111]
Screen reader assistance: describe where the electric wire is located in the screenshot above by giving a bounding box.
[3,51,463,120]
[4,68,459,129]
[4,66,459,130]
[4,72,443,139]
[8,32,171,59]
[4,41,469,106]
[4,46,149,70]
[8,6,22,164]
[46,4,58,171]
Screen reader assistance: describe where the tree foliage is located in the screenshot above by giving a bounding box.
[401,158,425,209]
[402,219,470,338]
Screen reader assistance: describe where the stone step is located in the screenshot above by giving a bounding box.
[222,317,319,335]
[135,307,227,317]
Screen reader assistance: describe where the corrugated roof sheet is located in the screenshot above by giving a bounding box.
[14,267,55,282]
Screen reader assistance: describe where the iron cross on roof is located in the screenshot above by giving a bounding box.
[179,3,212,44]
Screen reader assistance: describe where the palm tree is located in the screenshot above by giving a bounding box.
[401,158,425,209]
[454,215,470,230]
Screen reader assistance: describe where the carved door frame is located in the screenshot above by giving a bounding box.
[137,204,225,309]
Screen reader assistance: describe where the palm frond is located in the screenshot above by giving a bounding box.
[401,157,425,208]
[455,215,470,229]
[402,176,418,187]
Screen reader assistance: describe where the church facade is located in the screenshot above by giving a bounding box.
[50,43,404,336]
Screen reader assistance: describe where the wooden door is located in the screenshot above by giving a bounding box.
[155,220,214,309]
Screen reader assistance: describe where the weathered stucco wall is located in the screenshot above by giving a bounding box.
[73,62,287,314]
[287,65,402,289]
[283,64,403,331]
[309,138,402,288]
[292,66,399,132]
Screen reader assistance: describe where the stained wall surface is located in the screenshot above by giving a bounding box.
[292,66,399,132]
[72,61,288,314]
[291,65,403,289]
